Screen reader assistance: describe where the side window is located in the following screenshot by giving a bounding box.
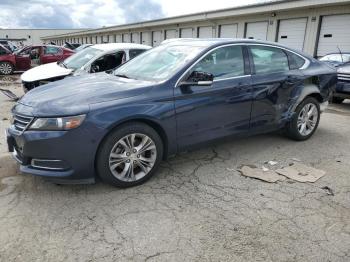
[91,51,125,73]
[190,45,245,80]
[129,49,146,59]
[250,46,289,74]
[44,46,60,55]
[287,52,306,70]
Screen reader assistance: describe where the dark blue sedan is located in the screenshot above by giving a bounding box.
[7,39,337,187]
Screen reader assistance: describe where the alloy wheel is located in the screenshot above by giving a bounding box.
[0,63,12,75]
[108,133,157,182]
[297,103,319,136]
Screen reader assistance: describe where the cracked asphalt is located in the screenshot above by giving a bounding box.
[0,75,349,262]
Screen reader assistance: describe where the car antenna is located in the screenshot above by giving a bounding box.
[337,46,344,63]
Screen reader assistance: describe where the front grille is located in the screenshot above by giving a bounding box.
[337,73,350,83]
[13,113,33,133]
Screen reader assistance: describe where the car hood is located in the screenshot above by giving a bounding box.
[18,73,155,116]
[337,64,350,74]
[21,62,73,82]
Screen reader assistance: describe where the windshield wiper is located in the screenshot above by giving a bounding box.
[115,74,130,79]
[58,61,67,68]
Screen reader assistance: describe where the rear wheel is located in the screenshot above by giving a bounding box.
[0,62,14,75]
[331,96,344,104]
[285,97,320,141]
[96,122,163,187]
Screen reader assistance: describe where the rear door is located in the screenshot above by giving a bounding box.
[248,45,305,131]
[41,46,63,64]
[174,45,253,148]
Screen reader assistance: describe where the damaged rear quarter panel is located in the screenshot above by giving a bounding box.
[249,60,337,131]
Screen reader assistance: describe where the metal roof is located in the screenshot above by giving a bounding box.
[41,0,350,39]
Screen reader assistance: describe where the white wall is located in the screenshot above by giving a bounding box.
[0,29,84,46]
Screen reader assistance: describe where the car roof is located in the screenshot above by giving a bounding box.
[161,38,314,59]
[92,43,152,51]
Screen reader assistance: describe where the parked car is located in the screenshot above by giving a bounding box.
[319,53,350,103]
[0,40,17,52]
[0,45,74,75]
[63,42,81,50]
[6,39,337,187]
[21,43,151,92]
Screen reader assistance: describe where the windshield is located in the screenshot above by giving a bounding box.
[63,47,103,70]
[114,44,207,81]
[320,54,350,64]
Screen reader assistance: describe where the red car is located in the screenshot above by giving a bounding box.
[0,44,74,75]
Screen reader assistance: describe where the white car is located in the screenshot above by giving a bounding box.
[21,43,151,92]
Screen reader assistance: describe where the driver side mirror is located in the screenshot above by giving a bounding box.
[179,71,214,87]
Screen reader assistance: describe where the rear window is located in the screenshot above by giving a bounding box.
[287,52,306,70]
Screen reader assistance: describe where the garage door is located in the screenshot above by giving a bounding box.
[115,34,122,43]
[180,28,194,38]
[198,26,213,38]
[278,18,307,51]
[152,31,163,46]
[123,33,131,43]
[317,14,350,57]
[141,32,152,46]
[245,21,268,40]
[131,33,140,43]
[165,29,177,39]
[220,24,238,38]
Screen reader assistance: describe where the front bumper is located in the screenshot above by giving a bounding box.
[6,122,104,184]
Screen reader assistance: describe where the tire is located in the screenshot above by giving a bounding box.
[331,96,344,104]
[0,62,14,75]
[96,122,163,188]
[285,97,320,141]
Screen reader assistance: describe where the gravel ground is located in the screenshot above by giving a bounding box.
[0,75,349,262]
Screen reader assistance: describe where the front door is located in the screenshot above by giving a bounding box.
[174,45,253,149]
[14,46,31,71]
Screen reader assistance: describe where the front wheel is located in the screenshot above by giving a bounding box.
[285,97,320,141]
[0,62,14,75]
[96,122,163,188]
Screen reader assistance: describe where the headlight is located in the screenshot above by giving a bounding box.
[29,115,86,131]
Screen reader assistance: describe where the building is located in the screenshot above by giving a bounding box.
[0,29,87,46]
[41,0,350,57]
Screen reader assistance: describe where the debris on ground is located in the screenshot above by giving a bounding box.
[237,161,327,184]
[275,163,326,183]
[321,186,335,196]
[0,88,19,101]
[238,165,286,183]
[267,160,278,166]
[262,166,269,172]
[291,158,301,162]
